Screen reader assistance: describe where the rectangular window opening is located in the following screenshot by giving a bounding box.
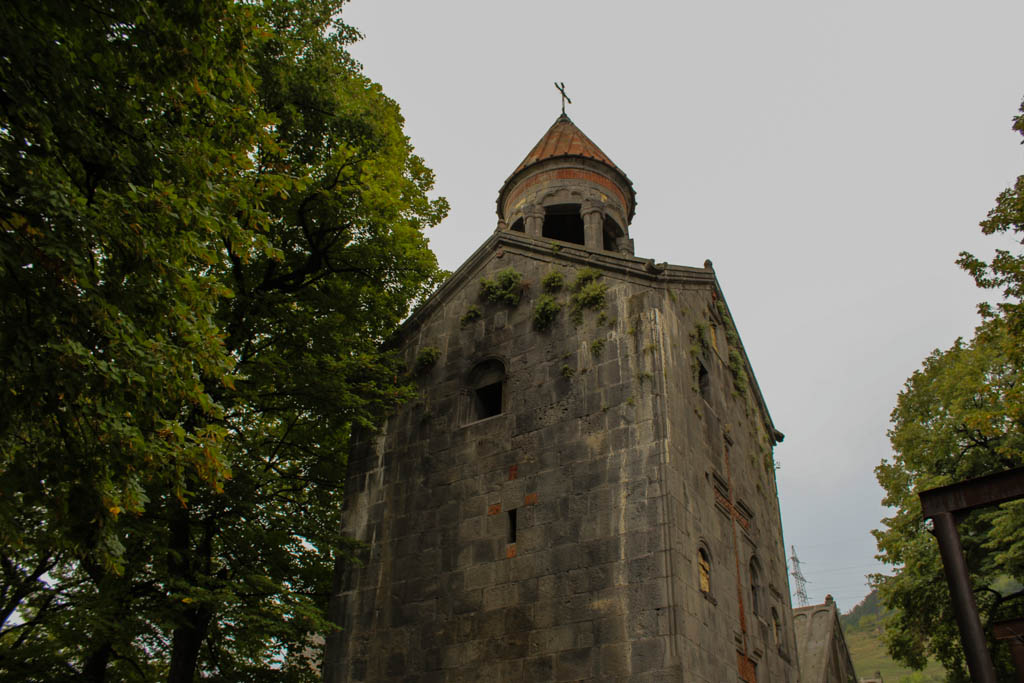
[542,204,585,245]
[475,382,502,419]
[507,508,517,544]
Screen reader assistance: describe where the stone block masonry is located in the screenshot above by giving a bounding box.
[323,111,795,683]
[324,231,797,682]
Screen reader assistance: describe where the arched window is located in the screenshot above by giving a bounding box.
[771,607,781,647]
[468,359,505,421]
[542,203,584,245]
[698,547,712,595]
[749,557,762,617]
[509,217,525,232]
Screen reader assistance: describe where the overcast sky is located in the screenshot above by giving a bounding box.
[342,0,1024,611]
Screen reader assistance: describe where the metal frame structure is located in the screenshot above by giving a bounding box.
[918,467,1024,683]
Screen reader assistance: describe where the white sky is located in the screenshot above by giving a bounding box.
[342,0,1024,612]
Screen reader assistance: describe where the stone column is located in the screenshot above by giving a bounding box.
[522,204,544,238]
[581,200,604,251]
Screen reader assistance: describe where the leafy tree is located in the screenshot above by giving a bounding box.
[873,99,1024,682]
[0,0,446,680]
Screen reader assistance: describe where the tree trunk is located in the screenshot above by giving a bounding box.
[166,509,216,683]
[81,642,112,683]
[167,606,212,683]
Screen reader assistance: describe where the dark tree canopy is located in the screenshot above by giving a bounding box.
[874,100,1024,682]
[0,0,447,679]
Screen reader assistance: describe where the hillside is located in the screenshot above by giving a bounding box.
[839,590,946,683]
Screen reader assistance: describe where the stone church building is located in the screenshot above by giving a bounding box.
[323,113,801,682]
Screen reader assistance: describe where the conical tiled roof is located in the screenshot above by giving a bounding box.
[498,113,636,224]
[510,113,626,177]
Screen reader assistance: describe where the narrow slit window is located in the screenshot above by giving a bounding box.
[698,548,711,595]
[698,362,710,402]
[750,558,762,617]
[507,509,517,543]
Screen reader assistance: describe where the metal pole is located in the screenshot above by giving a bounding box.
[930,511,997,683]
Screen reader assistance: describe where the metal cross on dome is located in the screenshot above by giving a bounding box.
[555,82,571,115]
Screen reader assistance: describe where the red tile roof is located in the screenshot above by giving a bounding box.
[511,114,626,177]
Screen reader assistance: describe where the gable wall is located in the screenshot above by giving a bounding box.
[325,236,796,683]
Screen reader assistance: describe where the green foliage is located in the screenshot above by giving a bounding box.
[532,294,562,331]
[480,267,524,306]
[728,348,750,397]
[843,629,946,683]
[873,321,1023,680]
[840,589,887,634]
[591,339,606,357]
[0,0,446,678]
[958,99,1024,335]
[840,592,946,681]
[691,322,711,353]
[415,347,442,373]
[572,267,603,292]
[560,364,575,380]
[874,97,1024,683]
[460,305,482,327]
[541,270,565,293]
[717,300,742,349]
[569,268,608,325]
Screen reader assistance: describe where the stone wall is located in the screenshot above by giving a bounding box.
[324,232,797,683]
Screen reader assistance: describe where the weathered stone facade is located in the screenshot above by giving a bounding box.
[323,115,798,682]
[793,597,858,683]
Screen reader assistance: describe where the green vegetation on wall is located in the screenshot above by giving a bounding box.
[460,305,482,327]
[541,270,565,293]
[480,267,524,306]
[415,346,441,373]
[532,294,562,331]
[716,301,750,397]
[728,348,749,397]
[570,267,608,325]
